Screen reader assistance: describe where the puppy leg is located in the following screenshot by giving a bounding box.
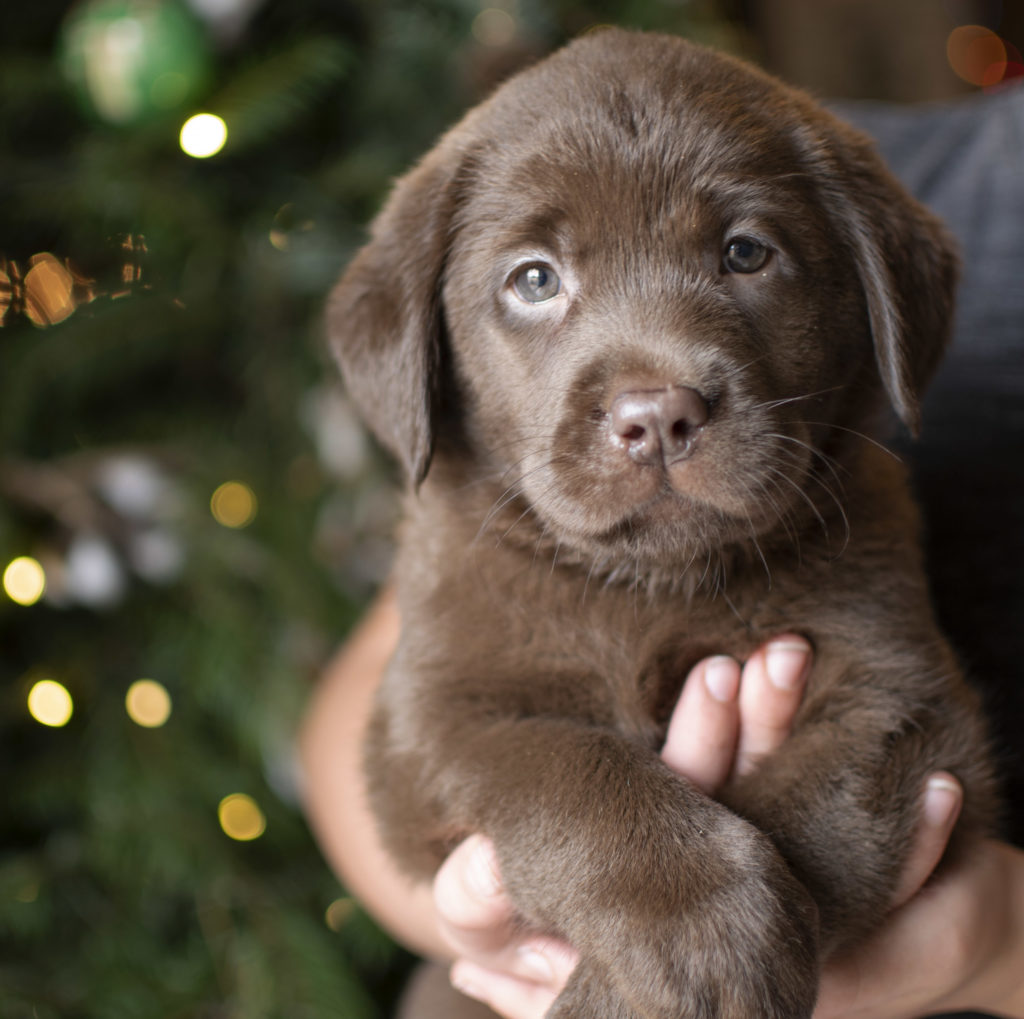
[372,712,819,1019]
[721,635,997,951]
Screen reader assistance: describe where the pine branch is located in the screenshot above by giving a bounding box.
[207,36,352,150]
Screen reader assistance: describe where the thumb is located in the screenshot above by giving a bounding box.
[891,773,963,909]
[434,835,516,953]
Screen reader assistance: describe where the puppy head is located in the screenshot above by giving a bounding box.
[329,30,957,565]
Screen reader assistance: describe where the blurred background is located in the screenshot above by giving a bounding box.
[2,1,1022,1016]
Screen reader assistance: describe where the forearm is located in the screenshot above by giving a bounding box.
[298,590,450,960]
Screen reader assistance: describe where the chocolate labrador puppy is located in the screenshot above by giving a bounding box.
[328,29,998,1019]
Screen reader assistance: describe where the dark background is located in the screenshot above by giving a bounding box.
[2,1,1021,1015]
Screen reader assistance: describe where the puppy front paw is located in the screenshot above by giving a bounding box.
[549,822,820,1018]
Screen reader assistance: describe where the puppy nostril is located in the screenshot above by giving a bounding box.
[610,386,709,466]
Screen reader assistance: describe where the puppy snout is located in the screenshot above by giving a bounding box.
[610,386,710,466]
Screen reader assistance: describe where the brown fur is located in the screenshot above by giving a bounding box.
[328,30,998,1018]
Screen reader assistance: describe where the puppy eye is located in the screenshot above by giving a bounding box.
[512,263,561,303]
[723,237,770,274]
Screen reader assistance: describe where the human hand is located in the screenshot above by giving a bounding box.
[435,638,975,1019]
[814,831,1021,1019]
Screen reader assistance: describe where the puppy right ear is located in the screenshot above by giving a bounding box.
[327,143,468,486]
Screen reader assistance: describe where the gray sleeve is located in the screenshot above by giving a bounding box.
[836,89,1024,849]
[836,88,1024,348]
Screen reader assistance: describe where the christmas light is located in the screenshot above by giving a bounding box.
[125,679,172,727]
[179,113,227,158]
[27,680,74,727]
[217,793,266,841]
[210,480,257,528]
[3,557,46,606]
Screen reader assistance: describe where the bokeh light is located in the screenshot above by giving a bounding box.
[179,113,227,158]
[324,897,355,931]
[472,8,517,47]
[125,678,172,727]
[3,556,46,606]
[14,880,39,904]
[217,793,266,841]
[59,0,210,125]
[210,480,257,528]
[27,680,74,727]
[269,202,316,252]
[947,25,1012,87]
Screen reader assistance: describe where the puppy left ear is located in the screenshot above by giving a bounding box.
[829,130,960,435]
[327,140,470,486]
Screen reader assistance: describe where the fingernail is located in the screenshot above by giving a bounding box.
[464,836,502,899]
[516,946,555,984]
[765,639,811,691]
[923,775,962,828]
[704,656,739,703]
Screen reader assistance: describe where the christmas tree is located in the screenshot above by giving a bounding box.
[1,1,734,1015]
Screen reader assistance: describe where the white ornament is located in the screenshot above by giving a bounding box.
[65,534,126,608]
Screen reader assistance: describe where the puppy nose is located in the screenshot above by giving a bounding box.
[610,386,710,465]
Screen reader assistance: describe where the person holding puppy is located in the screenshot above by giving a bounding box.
[302,79,1024,1019]
[303,605,1024,1018]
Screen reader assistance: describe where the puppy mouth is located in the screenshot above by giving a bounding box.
[607,471,713,526]
[557,431,725,543]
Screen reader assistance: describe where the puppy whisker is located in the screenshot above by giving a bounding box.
[801,420,904,462]
[767,437,852,555]
[752,385,845,413]
[748,472,803,565]
[767,431,849,500]
[476,450,567,535]
[763,463,830,536]
[744,509,773,588]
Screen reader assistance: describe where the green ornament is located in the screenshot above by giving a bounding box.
[59,0,211,125]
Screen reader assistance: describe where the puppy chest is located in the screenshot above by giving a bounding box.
[419,564,753,744]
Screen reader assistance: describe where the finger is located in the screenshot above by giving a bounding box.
[436,834,580,997]
[890,772,963,909]
[451,955,564,1019]
[816,778,972,1019]
[661,655,741,793]
[735,635,811,777]
[434,835,517,956]
[450,936,577,1018]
